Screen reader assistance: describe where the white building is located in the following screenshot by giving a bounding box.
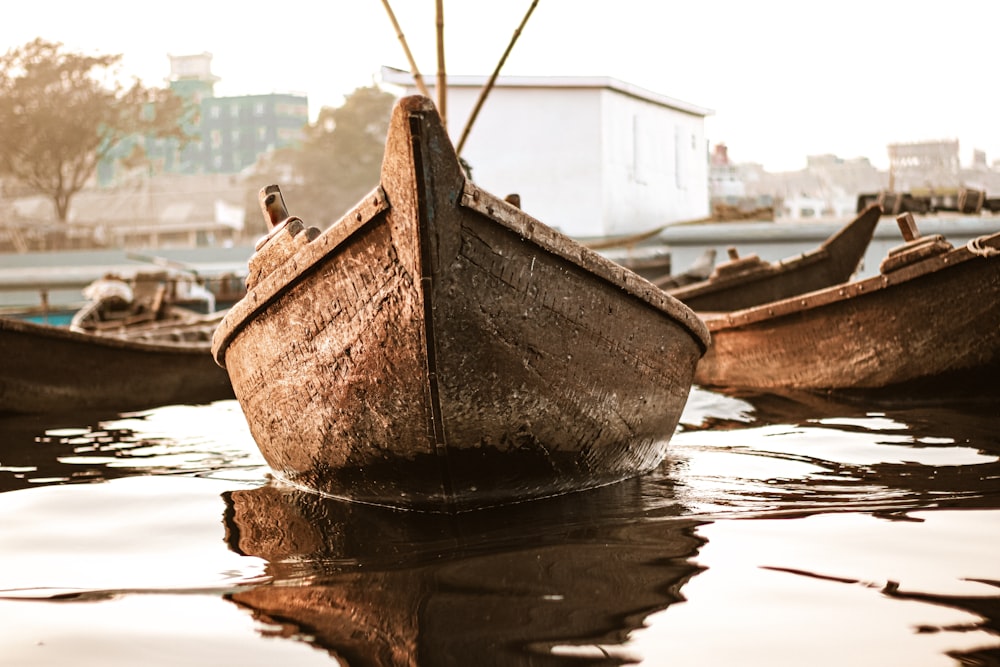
[380,67,713,239]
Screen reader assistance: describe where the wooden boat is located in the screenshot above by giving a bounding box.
[0,315,233,414]
[70,270,218,334]
[694,213,1000,394]
[653,248,717,289]
[666,204,882,312]
[211,95,709,512]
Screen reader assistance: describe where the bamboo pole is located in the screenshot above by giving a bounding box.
[380,0,431,99]
[435,0,446,128]
[456,0,539,156]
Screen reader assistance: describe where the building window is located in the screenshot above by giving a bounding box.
[230,105,240,118]
[210,130,222,148]
[209,105,220,119]
[254,103,265,116]
[257,127,268,141]
[275,102,308,117]
[675,126,689,190]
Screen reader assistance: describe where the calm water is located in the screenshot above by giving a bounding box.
[1,389,998,666]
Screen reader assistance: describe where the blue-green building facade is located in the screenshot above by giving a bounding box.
[99,53,308,183]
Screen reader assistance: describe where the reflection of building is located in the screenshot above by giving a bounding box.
[99,53,308,184]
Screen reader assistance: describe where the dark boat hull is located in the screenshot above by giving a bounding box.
[0,316,233,414]
[695,230,1000,393]
[667,204,881,312]
[213,96,709,512]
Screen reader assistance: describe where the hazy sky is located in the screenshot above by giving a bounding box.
[3,0,997,172]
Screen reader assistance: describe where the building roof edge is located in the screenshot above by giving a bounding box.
[379,66,714,117]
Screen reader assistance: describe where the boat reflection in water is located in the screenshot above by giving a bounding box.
[1,391,997,665]
[223,479,706,665]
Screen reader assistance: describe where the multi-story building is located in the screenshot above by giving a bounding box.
[99,53,308,183]
[196,92,308,174]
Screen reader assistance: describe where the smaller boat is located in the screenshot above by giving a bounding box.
[652,248,717,289]
[69,270,218,335]
[0,316,233,414]
[666,204,882,312]
[694,213,1000,394]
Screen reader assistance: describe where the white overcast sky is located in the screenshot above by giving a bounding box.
[3,0,997,171]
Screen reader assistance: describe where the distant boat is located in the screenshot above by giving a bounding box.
[212,95,709,512]
[652,248,717,290]
[666,204,881,312]
[0,252,247,327]
[70,270,219,335]
[0,315,232,414]
[694,213,1000,394]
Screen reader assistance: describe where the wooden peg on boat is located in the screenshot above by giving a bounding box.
[896,211,921,242]
[247,185,321,288]
[260,184,289,229]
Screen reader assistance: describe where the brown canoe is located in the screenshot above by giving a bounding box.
[695,213,1000,394]
[0,315,233,414]
[666,204,882,312]
[212,95,709,512]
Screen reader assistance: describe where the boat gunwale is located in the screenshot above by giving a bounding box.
[667,204,882,303]
[0,315,217,355]
[668,247,831,299]
[457,181,709,350]
[213,173,711,367]
[211,186,391,366]
[701,229,1000,331]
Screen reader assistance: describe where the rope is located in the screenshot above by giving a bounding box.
[966,235,1000,257]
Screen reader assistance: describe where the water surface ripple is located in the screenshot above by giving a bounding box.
[0,389,997,666]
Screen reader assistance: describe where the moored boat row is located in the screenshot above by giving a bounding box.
[6,93,997,514]
[692,213,1000,395]
[208,95,1000,515]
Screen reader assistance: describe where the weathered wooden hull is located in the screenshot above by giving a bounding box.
[667,204,881,312]
[0,316,233,414]
[212,96,709,512]
[695,230,1000,393]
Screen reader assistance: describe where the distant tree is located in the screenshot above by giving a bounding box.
[0,39,191,222]
[249,85,396,228]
